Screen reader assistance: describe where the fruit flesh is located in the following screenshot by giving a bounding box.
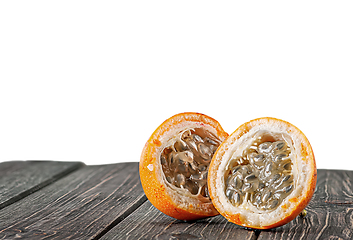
[208,117,317,229]
[224,131,294,211]
[140,112,229,220]
[160,127,222,201]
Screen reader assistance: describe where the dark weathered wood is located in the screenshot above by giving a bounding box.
[0,161,352,240]
[100,200,258,240]
[101,169,353,240]
[0,162,147,240]
[0,160,85,210]
[314,169,353,204]
[258,169,353,240]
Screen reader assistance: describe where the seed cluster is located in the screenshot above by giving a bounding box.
[161,128,221,198]
[225,137,294,211]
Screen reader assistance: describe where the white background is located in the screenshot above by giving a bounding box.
[0,1,352,170]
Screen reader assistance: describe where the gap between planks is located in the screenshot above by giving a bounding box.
[0,161,85,211]
[0,162,148,239]
[98,169,353,240]
[94,195,147,240]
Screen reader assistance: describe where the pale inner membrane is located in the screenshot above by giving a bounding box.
[160,128,222,199]
[224,131,294,211]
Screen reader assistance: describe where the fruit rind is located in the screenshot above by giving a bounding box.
[140,112,228,220]
[208,117,316,229]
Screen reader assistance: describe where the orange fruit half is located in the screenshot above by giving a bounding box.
[208,117,316,229]
[140,112,228,220]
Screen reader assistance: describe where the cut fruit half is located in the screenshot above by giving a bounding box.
[208,117,316,229]
[140,112,228,220]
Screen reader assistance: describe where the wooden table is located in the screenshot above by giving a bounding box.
[0,161,352,240]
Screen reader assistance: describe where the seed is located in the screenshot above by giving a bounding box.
[201,171,208,180]
[279,159,292,170]
[176,162,188,173]
[258,142,273,153]
[192,134,203,143]
[254,154,264,162]
[226,174,234,187]
[244,174,257,183]
[234,175,243,189]
[232,174,241,187]
[169,152,177,167]
[250,153,265,168]
[226,188,234,199]
[190,173,202,181]
[209,145,218,154]
[270,173,281,184]
[267,199,279,210]
[185,139,197,151]
[253,162,265,170]
[254,192,262,205]
[189,162,199,172]
[166,176,173,184]
[232,165,241,174]
[185,181,199,195]
[242,183,254,193]
[242,166,251,174]
[262,190,272,202]
[275,180,294,195]
[273,192,282,200]
[282,174,293,183]
[273,175,292,190]
[274,153,286,163]
[283,184,293,193]
[264,162,273,177]
[198,143,212,159]
[274,185,293,199]
[198,164,207,172]
[161,155,167,165]
[181,151,194,162]
[174,139,189,152]
[275,141,286,151]
[204,137,217,145]
[199,185,209,198]
[233,192,241,206]
[283,162,292,170]
[175,174,186,187]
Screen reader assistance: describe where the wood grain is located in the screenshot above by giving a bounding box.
[0,160,85,210]
[258,169,353,240]
[314,169,353,205]
[101,169,353,240]
[100,200,258,240]
[0,161,352,240]
[0,162,147,240]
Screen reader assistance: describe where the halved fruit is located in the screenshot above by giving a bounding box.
[208,117,316,229]
[140,112,228,220]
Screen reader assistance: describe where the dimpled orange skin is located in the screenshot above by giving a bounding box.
[208,117,317,229]
[140,112,229,221]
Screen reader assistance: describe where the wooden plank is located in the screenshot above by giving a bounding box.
[258,169,353,240]
[0,160,85,210]
[314,169,353,204]
[100,200,258,240]
[1,163,351,239]
[0,162,147,240]
[102,169,353,240]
